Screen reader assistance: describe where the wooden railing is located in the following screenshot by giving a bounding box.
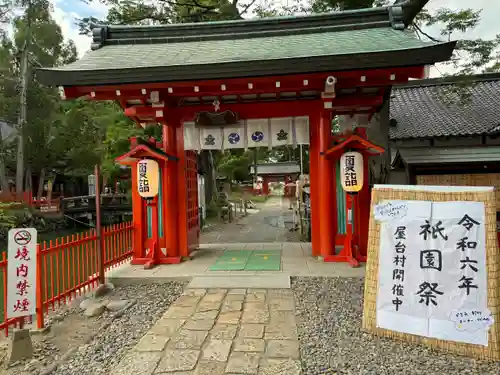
[0,222,133,335]
[61,194,131,213]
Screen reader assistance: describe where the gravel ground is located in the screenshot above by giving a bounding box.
[292,277,500,375]
[49,282,185,375]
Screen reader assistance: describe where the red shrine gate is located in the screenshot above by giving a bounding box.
[37,1,455,266]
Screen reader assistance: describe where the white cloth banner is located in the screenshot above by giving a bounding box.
[183,116,310,150]
[222,122,245,149]
[246,119,269,148]
[270,118,292,147]
[183,122,199,151]
[376,200,490,346]
[294,116,309,145]
[199,127,223,150]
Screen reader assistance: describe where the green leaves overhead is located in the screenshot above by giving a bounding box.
[0,0,140,193]
[411,6,499,74]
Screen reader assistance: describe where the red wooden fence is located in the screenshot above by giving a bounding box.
[0,191,61,212]
[0,221,133,335]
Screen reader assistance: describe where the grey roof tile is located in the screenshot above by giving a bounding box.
[389,74,500,140]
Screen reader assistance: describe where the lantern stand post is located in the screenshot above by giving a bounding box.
[342,192,359,267]
[144,196,160,269]
[321,132,385,266]
[324,150,360,267]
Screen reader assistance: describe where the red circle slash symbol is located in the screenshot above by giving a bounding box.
[14,230,31,246]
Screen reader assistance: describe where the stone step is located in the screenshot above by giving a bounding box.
[187,275,291,289]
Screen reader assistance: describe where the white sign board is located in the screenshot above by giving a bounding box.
[376,201,492,346]
[7,228,37,318]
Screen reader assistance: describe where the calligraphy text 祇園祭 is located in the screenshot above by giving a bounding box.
[138,162,150,193]
[343,155,358,187]
[416,220,447,307]
[392,225,407,311]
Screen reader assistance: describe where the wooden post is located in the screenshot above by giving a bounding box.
[163,121,180,259]
[35,243,44,329]
[94,164,105,285]
[309,112,321,257]
[175,121,189,258]
[317,111,335,258]
[356,152,370,261]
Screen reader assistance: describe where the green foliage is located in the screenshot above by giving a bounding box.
[78,0,254,33]
[218,149,253,181]
[0,202,18,229]
[205,200,219,218]
[412,7,500,74]
[0,0,144,194]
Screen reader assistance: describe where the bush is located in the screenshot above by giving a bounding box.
[205,201,220,219]
[0,202,21,241]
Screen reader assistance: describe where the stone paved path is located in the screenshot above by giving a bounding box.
[110,288,301,375]
[201,197,300,244]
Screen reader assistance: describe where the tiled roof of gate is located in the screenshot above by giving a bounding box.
[36,0,455,86]
[389,73,500,140]
[51,28,432,72]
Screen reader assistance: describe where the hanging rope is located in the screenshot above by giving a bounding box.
[63,214,95,228]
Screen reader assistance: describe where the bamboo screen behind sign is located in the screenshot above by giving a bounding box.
[362,185,500,360]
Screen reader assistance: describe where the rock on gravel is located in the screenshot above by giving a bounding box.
[51,281,185,375]
[83,302,106,317]
[292,277,500,375]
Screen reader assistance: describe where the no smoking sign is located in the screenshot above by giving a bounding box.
[14,230,32,246]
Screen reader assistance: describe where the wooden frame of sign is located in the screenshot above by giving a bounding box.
[362,185,500,360]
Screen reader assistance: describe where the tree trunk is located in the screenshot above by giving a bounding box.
[204,150,218,205]
[15,38,29,201]
[0,132,10,192]
[47,174,56,204]
[0,157,9,193]
[25,166,32,198]
[37,168,45,201]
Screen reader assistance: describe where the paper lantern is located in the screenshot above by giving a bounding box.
[340,151,364,193]
[137,159,159,198]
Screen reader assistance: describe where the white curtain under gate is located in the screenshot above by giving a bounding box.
[183,116,310,151]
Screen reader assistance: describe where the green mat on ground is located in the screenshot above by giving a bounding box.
[209,250,281,271]
[209,250,252,271]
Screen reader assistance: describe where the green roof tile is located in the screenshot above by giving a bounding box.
[60,28,432,72]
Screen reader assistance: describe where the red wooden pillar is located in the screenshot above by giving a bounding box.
[318,111,336,258]
[162,122,180,260]
[354,128,370,260]
[262,176,270,195]
[175,120,189,258]
[356,152,370,259]
[309,113,321,257]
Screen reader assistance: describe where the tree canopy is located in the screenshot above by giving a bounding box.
[0,0,143,197]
